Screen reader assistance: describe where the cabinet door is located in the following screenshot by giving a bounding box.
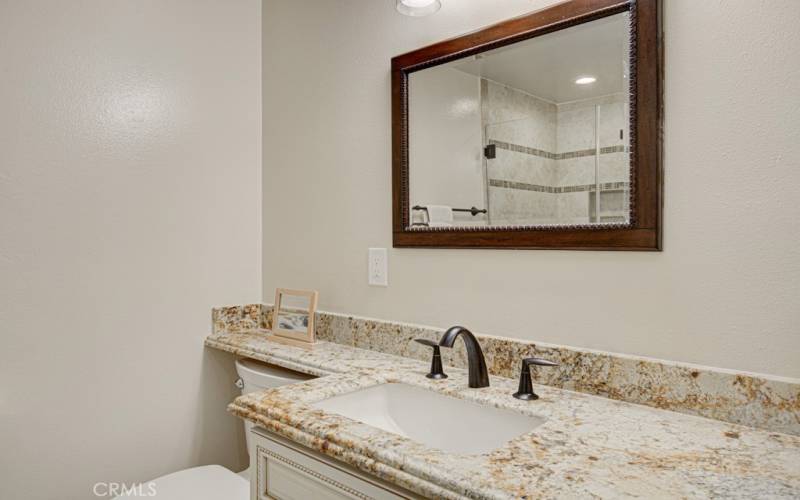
[251,430,411,500]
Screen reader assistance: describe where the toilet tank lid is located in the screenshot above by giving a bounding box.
[235,358,313,386]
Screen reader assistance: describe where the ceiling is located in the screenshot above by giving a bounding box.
[453,12,629,103]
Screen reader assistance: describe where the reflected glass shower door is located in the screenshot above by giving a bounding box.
[592,100,630,224]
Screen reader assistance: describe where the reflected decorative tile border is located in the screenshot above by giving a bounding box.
[212,304,800,436]
[489,178,552,193]
[490,139,627,160]
[489,179,629,194]
[490,139,558,159]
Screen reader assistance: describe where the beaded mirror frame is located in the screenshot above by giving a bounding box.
[391,0,663,250]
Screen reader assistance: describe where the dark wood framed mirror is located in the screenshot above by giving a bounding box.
[392,0,662,250]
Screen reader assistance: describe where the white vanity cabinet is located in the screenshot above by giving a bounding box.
[250,428,419,500]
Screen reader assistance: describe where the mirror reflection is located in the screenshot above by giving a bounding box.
[408,12,631,228]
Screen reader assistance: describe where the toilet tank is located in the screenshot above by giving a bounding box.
[234,358,315,472]
[235,358,313,393]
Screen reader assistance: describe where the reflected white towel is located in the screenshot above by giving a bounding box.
[425,205,453,227]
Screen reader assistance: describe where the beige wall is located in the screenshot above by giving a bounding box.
[263,0,800,378]
[0,1,260,499]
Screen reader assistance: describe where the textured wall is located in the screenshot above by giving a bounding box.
[262,0,800,379]
[0,1,261,498]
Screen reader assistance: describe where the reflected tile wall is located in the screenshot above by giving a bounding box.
[482,79,557,150]
[489,186,559,225]
[557,191,591,223]
[483,79,559,223]
[555,93,628,186]
[483,82,630,224]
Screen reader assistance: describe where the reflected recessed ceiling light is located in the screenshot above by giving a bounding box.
[575,76,597,85]
[396,0,441,17]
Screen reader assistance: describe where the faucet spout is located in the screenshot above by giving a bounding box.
[439,326,490,388]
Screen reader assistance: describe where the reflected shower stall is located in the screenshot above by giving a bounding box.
[483,94,630,226]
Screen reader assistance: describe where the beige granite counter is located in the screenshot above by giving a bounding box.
[207,330,800,499]
[213,304,800,436]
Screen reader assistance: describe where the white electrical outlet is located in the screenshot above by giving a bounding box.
[368,248,388,287]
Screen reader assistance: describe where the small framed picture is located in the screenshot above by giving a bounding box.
[269,288,318,348]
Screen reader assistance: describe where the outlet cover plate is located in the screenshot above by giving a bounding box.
[368,248,388,287]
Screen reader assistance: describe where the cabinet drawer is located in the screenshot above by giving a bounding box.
[251,429,415,500]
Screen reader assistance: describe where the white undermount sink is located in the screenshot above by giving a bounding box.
[311,383,545,455]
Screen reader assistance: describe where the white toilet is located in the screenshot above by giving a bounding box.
[117,358,313,499]
[234,358,314,478]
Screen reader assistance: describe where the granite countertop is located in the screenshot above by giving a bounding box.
[207,330,800,499]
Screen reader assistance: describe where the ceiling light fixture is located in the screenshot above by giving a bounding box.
[396,0,441,17]
[575,76,597,85]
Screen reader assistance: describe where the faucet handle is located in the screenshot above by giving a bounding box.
[414,338,448,380]
[513,357,558,401]
[414,338,438,348]
[522,357,559,369]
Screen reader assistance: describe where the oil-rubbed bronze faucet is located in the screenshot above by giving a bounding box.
[513,357,558,400]
[438,326,489,388]
[414,338,447,379]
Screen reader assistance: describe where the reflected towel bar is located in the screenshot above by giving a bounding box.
[412,206,487,216]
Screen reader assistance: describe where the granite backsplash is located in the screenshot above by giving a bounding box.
[212,304,800,436]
